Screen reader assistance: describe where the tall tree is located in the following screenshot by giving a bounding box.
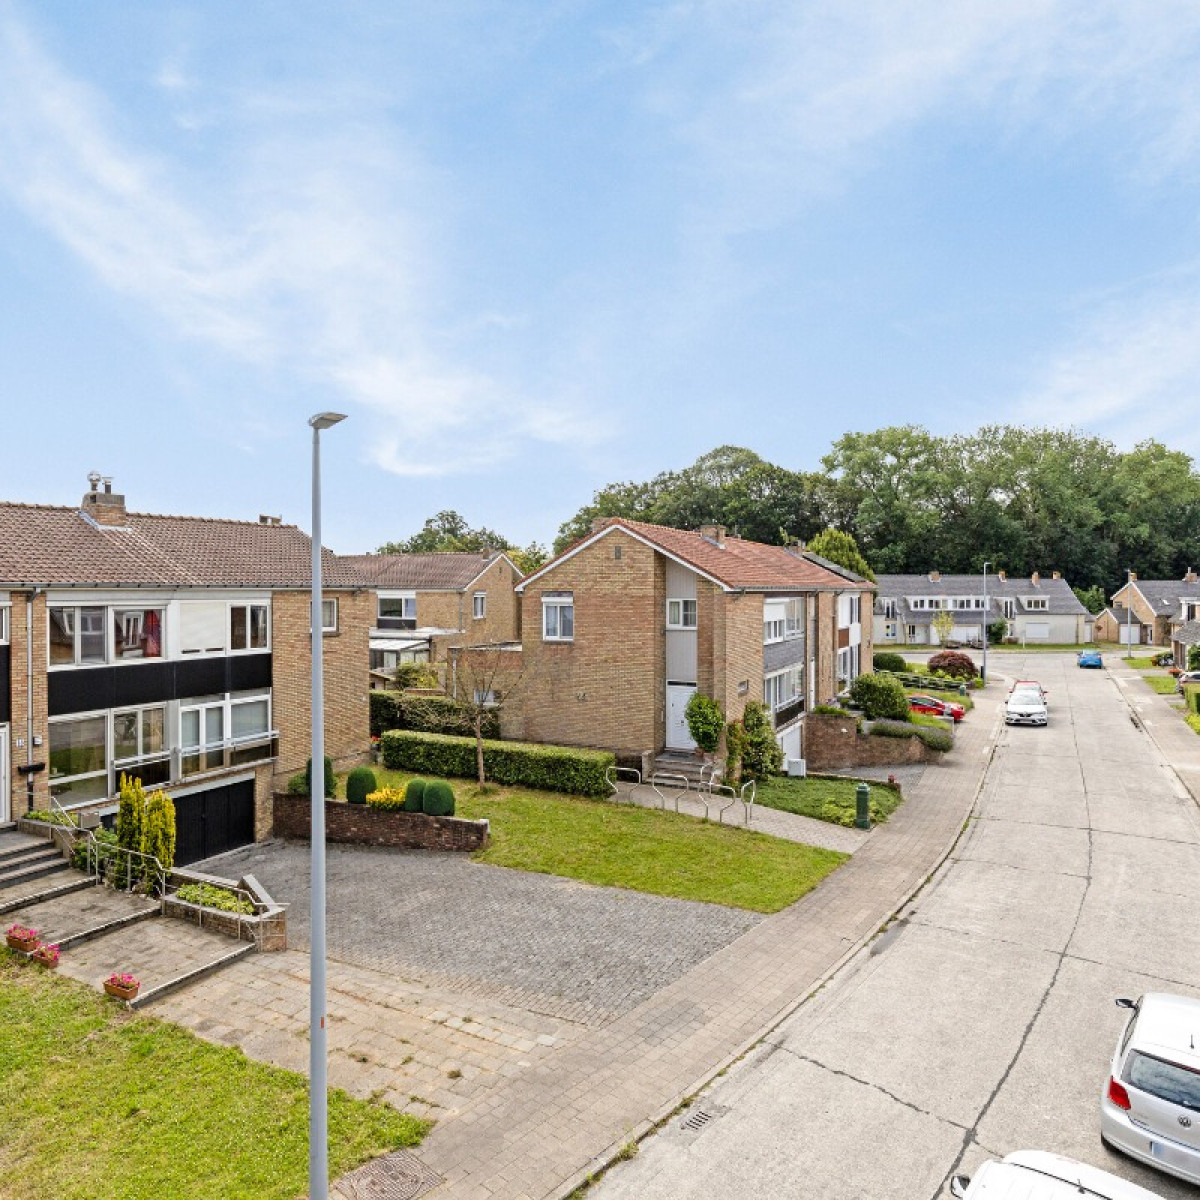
[379,510,547,575]
[805,528,875,581]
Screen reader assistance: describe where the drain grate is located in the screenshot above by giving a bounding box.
[331,1150,441,1200]
[681,1110,713,1132]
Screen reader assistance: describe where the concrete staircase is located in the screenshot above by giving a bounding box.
[1,826,255,1007]
[650,750,721,789]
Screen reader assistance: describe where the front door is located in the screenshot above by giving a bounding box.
[0,726,8,824]
[666,683,697,751]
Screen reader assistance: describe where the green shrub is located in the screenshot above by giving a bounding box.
[286,772,309,795]
[369,690,402,738]
[724,719,747,781]
[142,788,177,879]
[422,780,456,817]
[927,651,978,680]
[872,652,907,674]
[988,620,1007,645]
[811,704,846,716]
[740,701,783,781]
[394,661,441,689]
[848,673,911,721]
[24,808,77,827]
[1189,646,1200,672]
[868,719,918,739]
[174,882,255,915]
[685,693,724,754]
[305,756,336,799]
[72,827,118,871]
[368,689,497,739]
[404,778,427,812]
[915,725,953,752]
[346,767,377,805]
[381,731,614,796]
[365,787,406,811]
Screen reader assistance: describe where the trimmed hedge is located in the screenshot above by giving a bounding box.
[404,778,427,812]
[381,730,614,797]
[872,652,908,674]
[422,780,456,816]
[369,690,500,740]
[868,719,952,752]
[848,673,910,721]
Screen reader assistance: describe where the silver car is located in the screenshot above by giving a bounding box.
[1101,993,1200,1186]
[1005,687,1048,726]
[950,1149,1165,1197]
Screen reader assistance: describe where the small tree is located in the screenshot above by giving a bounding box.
[114,774,145,888]
[805,528,875,581]
[141,788,177,886]
[1188,645,1200,672]
[988,619,1007,645]
[684,693,724,754]
[449,644,539,787]
[927,650,978,680]
[740,701,783,781]
[848,673,910,721]
[931,609,955,646]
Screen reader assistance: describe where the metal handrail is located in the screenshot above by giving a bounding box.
[81,833,167,898]
[47,793,82,830]
[164,880,264,948]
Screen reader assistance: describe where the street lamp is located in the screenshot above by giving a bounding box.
[982,562,991,684]
[1125,568,1133,659]
[308,410,346,1200]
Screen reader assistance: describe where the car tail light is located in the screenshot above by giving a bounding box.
[1107,1077,1131,1110]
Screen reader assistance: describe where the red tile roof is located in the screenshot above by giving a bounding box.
[523,518,873,592]
[338,551,507,590]
[0,502,359,589]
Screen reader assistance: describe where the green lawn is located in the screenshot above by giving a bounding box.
[0,959,429,1200]
[755,775,903,828]
[1124,655,1158,669]
[360,767,847,913]
[1140,674,1179,695]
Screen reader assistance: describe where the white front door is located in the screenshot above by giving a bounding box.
[0,725,8,824]
[666,684,697,750]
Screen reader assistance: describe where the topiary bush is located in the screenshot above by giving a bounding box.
[422,780,456,817]
[403,778,427,812]
[927,651,978,680]
[872,652,907,674]
[684,693,724,754]
[346,767,377,805]
[305,756,336,799]
[740,701,783,781]
[848,673,911,721]
[381,731,613,796]
[142,788,177,880]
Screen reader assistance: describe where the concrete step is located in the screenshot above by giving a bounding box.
[5,886,159,950]
[0,873,96,915]
[55,916,255,1007]
[0,851,72,892]
[0,830,55,864]
[651,753,721,787]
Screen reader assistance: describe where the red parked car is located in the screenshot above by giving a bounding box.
[908,694,966,722]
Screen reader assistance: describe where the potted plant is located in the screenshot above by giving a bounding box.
[5,924,39,953]
[104,971,140,1001]
[31,943,59,969]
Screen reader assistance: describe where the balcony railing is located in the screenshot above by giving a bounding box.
[773,696,806,729]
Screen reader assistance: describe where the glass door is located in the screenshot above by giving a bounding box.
[0,725,8,823]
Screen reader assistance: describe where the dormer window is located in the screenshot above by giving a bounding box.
[1025,598,1048,611]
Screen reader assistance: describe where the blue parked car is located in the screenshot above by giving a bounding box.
[1078,650,1103,668]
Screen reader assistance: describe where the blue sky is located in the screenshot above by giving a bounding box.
[2,2,1200,553]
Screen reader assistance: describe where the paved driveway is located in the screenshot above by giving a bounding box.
[203,841,761,1027]
[593,652,1200,1199]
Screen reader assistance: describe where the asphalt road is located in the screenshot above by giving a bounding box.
[592,653,1200,1199]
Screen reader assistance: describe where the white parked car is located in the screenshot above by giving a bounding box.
[1101,993,1200,1186]
[1006,687,1049,726]
[950,1149,1165,1197]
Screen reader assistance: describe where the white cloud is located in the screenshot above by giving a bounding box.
[0,9,594,472]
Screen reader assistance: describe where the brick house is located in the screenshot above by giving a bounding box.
[0,477,370,863]
[484,518,872,765]
[1102,572,1200,647]
[338,551,523,683]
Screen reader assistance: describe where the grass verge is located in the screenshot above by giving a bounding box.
[0,957,429,1200]
[1125,656,1158,669]
[1187,714,1200,736]
[756,775,903,828]
[359,767,846,913]
[1140,674,1179,695]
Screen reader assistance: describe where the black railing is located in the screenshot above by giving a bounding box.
[773,696,806,729]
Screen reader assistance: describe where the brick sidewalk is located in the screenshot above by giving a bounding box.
[401,689,1003,1200]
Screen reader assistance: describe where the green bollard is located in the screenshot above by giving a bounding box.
[855,783,871,830]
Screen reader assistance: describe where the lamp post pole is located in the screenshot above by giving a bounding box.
[1126,569,1133,659]
[308,411,346,1200]
[982,561,990,684]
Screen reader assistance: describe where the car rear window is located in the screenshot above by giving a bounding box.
[1125,1050,1200,1111]
[1010,691,1042,704]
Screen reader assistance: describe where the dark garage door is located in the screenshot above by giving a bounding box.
[173,779,257,865]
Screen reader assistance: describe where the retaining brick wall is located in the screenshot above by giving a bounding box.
[273,794,489,852]
[804,712,945,770]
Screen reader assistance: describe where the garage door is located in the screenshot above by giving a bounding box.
[172,779,257,865]
[1024,621,1051,641]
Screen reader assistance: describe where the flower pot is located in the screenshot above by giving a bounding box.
[6,934,38,953]
[104,980,140,1001]
[31,949,58,970]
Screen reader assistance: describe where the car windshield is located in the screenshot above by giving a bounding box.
[1125,1049,1200,1112]
[1010,691,1043,705]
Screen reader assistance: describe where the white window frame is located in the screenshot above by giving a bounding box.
[1025,598,1048,611]
[763,666,804,712]
[1003,599,1016,619]
[229,602,271,653]
[667,598,698,629]
[48,710,111,805]
[112,703,171,786]
[48,604,109,669]
[542,595,575,642]
[785,597,805,639]
[321,597,338,634]
[473,592,487,620]
[881,598,897,619]
[378,593,417,629]
[180,692,274,777]
[763,618,786,644]
[0,605,8,645]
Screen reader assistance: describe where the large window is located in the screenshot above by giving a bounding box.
[764,666,804,715]
[473,592,487,620]
[378,595,417,630]
[49,714,109,804]
[49,606,107,666]
[1025,598,1048,611]
[230,603,269,651]
[543,594,574,641]
[113,607,164,660]
[181,693,274,776]
[785,598,805,639]
[113,706,169,786]
[666,599,697,629]
[181,701,225,776]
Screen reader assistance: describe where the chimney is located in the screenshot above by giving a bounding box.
[698,524,726,548]
[928,570,941,583]
[997,569,1006,582]
[80,472,128,528]
[1052,570,1061,580]
[1129,572,1138,582]
[1185,568,1198,584]
[1031,571,1040,586]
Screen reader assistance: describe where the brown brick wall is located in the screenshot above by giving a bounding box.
[272,590,372,784]
[815,593,837,703]
[7,591,49,813]
[804,712,946,769]
[417,558,522,661]
[273,794,489,852]
[714,591,763,722]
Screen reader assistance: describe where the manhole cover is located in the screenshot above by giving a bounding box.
[331,1150,441,1200]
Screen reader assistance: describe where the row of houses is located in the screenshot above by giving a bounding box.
[0,479,873,862]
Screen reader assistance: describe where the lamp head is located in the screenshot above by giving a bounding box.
[308,412,347,431]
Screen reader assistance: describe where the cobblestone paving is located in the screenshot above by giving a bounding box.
[198,842,763,1027]
[826,762,928,789]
